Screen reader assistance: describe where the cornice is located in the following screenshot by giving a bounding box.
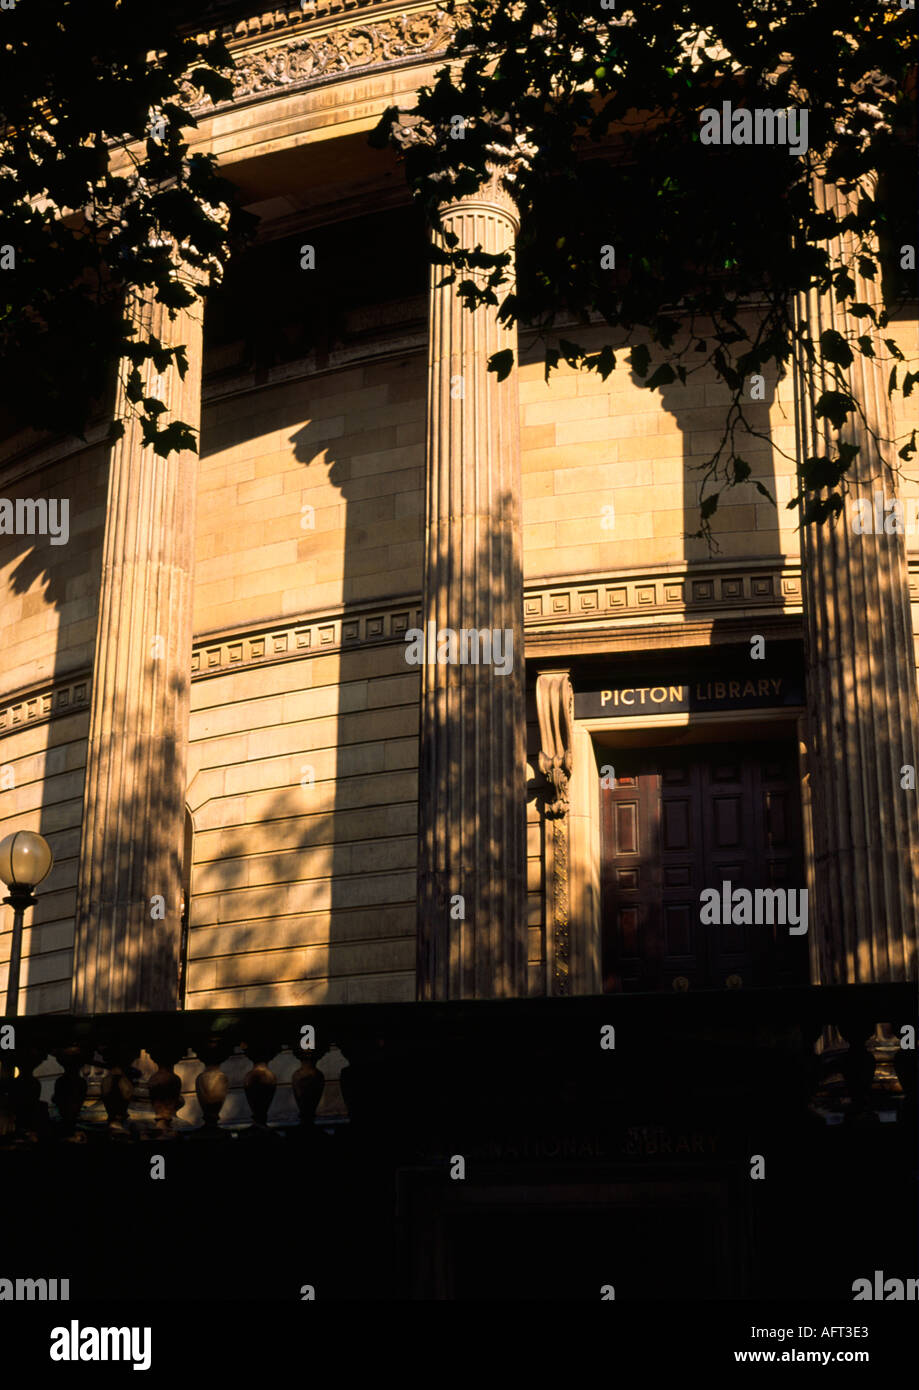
[4,560,919,739]
[0,674,91,738]
[523,562,805,630]
[198,1,426,47]
[0,559,849,740]
[190,595,423,680]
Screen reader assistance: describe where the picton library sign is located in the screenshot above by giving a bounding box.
[574,660,806,720]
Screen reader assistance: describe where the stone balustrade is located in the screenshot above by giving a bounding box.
[0,988,913,1147]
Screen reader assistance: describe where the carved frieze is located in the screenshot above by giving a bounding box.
[185,7,457,110]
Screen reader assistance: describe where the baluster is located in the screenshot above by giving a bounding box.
[147,1044,185,1138]
[241,1031,282,1139]
[314,1042,350,1122]
[52,1045,90,1141]
[291,1044,325,1141]
[99,1042,139,1139]
[0,1045,48,1144]
[191,1035,234,1140]
[866,1022,902,1104]
[15,1043,50,1142]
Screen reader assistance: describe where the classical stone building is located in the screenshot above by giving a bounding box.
[0,1,915,1302]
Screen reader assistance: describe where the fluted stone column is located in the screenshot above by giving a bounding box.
[72,290,203,1012]
[794,178,919,984]
[417,170,528,999]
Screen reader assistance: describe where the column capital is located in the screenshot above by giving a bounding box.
[437,163,521,232]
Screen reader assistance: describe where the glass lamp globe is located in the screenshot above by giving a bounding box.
[0,830,54,891]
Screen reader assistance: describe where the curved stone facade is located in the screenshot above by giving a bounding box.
[1,1,918,1014]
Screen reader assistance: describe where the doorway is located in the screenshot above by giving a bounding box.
[600,737,808,992]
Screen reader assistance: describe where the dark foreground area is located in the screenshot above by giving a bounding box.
[0,986,915,1302]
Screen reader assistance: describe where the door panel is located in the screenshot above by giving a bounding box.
[601,740,808,992]
[601,772,656,990]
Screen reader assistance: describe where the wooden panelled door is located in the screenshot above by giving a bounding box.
[601,739,809,992]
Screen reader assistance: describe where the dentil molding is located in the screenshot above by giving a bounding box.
[5,560,919,738]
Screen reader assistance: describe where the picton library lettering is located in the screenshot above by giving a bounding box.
[574,667,805,719]
[603,677,783,709]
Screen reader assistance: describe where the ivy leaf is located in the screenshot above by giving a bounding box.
[124,368,144,404]
[488,348,515,381]
[594,344,616,379]
[819,329,853,369]
[800,493,844,525]
[814,391,855,428]
[628,344,651,379]
[800,453,847,490]
[543,348,561,380]
[559,338,582,367]
[646,362,676,389]
[142,419,197,458]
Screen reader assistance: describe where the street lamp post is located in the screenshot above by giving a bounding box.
[0,831,53,1018]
